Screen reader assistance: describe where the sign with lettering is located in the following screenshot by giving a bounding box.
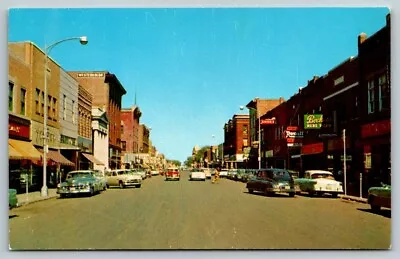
[9,121,30,139]
[77,73,105,78]
[285,126,303,147]
[334,76,344,86]
[304,114,323,129]
[260,118,276,125]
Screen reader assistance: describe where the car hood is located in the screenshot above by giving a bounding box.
[62,178,92,186]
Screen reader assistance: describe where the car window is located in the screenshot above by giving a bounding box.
[273,170,291,181]
[311,173,335,180]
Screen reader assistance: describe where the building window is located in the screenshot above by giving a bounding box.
[367,79,375,114]
[41,92,45,116]
[243,139,248,147]
[35,88,40,114]
[9,81,14,112]
[121,125,124,134]
[378,73,390,111]
[20,88,26,115]
[72,100,76,124]
[122,141,126,151]
[48,95,51,119]
[63,95,67,120]
[53,98,57,121]
[243,125,248,136]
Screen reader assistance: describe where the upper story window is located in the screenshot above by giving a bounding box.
[72,100,76,124]
[41,92,45,116]
[47,95,52,119]
[378,73,390,111]
[53,97,57,121]
[35,88,40,114]
[63,95,67,120]
[122,141,126,151]
[367,79,376,114]
[121,125,124,134]
[20,88,26,115]
[242,125,248,136]
[9,81,14,112]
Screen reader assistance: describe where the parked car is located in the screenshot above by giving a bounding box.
[189,168,206,181]
[93,169,107,191]
[151,170,159,176]
[9,189,18,209]
[246,168,296,197]
[368,183,391,212]
[203,168,212,179]
[105,169,142,188]
[133,169,147,180]
[57,170,103,198]
[219,169,229,178]
[295,170,343,197]
[165,167,180,181]
[288,170,301,194]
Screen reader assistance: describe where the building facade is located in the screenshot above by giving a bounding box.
[69,71,127,169]
[121,106,142,168]
[77,84,93,170]
[91,107,108,171]
[223,114,250,169]
[138,124,151,154]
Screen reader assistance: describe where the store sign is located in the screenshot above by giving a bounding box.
[285,126,303,147]
[301,142,324,155]
[260,118,276,125]
[334,76,344,86]
[9,121,30,139]
[304,114,323,129]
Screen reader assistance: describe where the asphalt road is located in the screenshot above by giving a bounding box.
[9,171,391,250]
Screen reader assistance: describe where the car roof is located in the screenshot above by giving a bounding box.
[305,170,333,175]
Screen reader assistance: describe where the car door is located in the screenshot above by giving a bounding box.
[253,170,264,191]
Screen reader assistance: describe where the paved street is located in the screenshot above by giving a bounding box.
[9,171,391,250]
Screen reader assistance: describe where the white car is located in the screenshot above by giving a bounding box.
[203,168,212,179]
[295,170,343,197]
[151,170,159,176]
[219,169,229,178]
[105,169,142,188]
[189,168,206,181]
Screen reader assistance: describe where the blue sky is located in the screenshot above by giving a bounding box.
[8,7,389,162]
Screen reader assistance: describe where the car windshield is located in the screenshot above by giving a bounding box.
[311,173,335,180]
[191,168,203,172]
[67,172,92,179]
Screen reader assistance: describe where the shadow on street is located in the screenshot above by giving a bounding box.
[357,208,391,219]
[9,214,18,219]
[243,191,294,198]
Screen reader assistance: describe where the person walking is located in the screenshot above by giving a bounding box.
[212,167,220,184]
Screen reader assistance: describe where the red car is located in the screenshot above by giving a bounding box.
[165,168,180,181]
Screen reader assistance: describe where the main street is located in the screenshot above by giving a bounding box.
[9,171,391,250]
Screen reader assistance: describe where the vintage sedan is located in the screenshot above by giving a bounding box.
[368,183,391,212]
[106,169,142,188]
[57,170,103,198]
[93,169,107,191]
[165,167,180,181]
[295,170,343,197]
[246,168,296,197]
[189,168,206,181]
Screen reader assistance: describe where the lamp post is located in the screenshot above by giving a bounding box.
[240,105,261,169]
[41,36,88,197]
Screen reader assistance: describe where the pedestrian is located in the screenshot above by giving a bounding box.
[212,167,220,184]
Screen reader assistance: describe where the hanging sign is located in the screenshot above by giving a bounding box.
[304,114,323,129]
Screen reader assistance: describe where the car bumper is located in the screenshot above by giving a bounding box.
[57,187,91,194]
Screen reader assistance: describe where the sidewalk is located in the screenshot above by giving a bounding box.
[339,194,368,204]
[16,188,59,207]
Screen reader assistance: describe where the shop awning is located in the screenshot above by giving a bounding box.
[82,153,104,165]
[9,139,41,161]
[45,150,75,166]
[9,144,24,160]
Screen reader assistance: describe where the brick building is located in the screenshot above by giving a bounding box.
[121,105,142,167]
[77,85,93,170]
[138,124,151,154]
[245,97,285,168]
[223,114,250,169]
[69,71,127,169]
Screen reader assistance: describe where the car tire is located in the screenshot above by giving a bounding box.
[248,188,254,194]
[264,188,270,196]
[371,205,381,212]
[331,193,338,198]
[308,191,314,197]
[136,184,141,188]
[60,194,66,199]
[90,187,94,196]
[106,184,110,189]
[119,182,124,189]
[289,192,295,197]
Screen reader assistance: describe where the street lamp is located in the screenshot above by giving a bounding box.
[240,105,261,169]
[41,36,88,197]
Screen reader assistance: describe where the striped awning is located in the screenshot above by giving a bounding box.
[82,153,104,165]
[37,149,75,166]
[8,139,41,161]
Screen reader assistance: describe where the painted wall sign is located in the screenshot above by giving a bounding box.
[304,114,323,129]
[9,121,30,139]
[301,142,324,155]
[77,73,105,78]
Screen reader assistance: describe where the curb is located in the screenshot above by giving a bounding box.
[17,195,59,207]
[340,195,368,204]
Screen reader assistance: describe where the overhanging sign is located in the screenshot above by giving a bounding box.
[260,118,276,125]
[304,114,323,129]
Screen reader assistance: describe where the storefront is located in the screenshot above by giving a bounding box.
[361,119,391,194]
[8,114,42,192]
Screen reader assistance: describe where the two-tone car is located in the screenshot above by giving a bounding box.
[295,170,343,198]
[57,170,103,198]
[246,168,296,197]
[165,167,180,181]
[106,169,142,188]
